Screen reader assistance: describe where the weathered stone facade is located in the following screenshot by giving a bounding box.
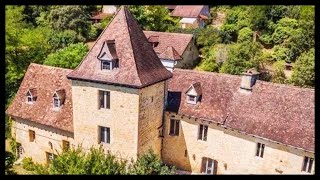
[71,80,140,160]
[138,81,166,157]
[12,118,74,163]
[176,40,199,69]
[162,112,315,174]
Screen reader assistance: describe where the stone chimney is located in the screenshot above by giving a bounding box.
[240,68,260,91]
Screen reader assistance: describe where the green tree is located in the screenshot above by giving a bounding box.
[290,48,314,87]
[237,27,253,43]
[5,151,16,175]
[48,30,79,51]
[271,61,286,84]
[128,5,180,32]
[129,149,175,175]
[44,43,89,69]
[36,6,91,40]
[220,42,262,75]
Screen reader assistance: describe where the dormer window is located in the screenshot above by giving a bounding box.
[97,40,119,71]
[101,61,111,70]
[186,82,202,105]
[26,88,37,104]
[148,36,159,48]
[53,89,66,110]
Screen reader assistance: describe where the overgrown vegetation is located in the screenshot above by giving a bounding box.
[5,151,16,175]
[23,147,175,175]
[196,5,314,88]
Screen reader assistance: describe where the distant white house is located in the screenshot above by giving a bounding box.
[171,5,210,29]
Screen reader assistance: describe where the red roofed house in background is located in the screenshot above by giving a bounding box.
[6,6,314,175]
[90,5,118,23]
[171,5,211,29]
[144,31,199,71]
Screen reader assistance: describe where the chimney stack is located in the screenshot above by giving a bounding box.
[240,68,260,91]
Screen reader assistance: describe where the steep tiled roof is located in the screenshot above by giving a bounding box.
[158,46,182,61]
[6,63,73,133]
[171,5,209,18]
[167,69,314,152]
[68,6,172,88]
[143,31,193,57]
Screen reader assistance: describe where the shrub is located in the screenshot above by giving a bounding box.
[22,157,36,171]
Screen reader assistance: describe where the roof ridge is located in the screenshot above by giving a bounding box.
[30,63,72,71]
[143,30,193,37]
[174,68,314,91]
[124,6,143,86]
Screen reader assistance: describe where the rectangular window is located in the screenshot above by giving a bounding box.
[53,97,60,108]
[169,119,180,136]
[27,96,33,103]
[101,61,111,70]
[302,156,314,173]
[198,124,208,141]
[99,91,110,109]
[17,143,23,159]
[187,95,197,104]
[62,140,70,150]
[256,143,265,158]
[99,126,110,144]
[201,157,216,174]
[29,130,35,142]
[46,152,56,163]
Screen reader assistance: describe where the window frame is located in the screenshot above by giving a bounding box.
[256,143,265,158]
[99,126,110,144]
[99,90,110,109]
[29,130,35,142]
[198,124,208,141]
[187,95,197,104]
[201,157,215,174]
[46,152,56,163]
[62,140,70,150]
[169,119,180,136]
[53,94,61,109]
[302,156,314,173]
[101,60,112,70]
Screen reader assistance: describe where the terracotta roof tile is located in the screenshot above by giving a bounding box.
[6,63,73,133]
[158,46,182,61]
[171,5,210,18]
[167,69,314,152]
[68,6,172,88]
[143,31,193,57]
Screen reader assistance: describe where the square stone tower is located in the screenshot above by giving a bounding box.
[67,6,172,160]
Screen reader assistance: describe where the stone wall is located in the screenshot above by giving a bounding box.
[71,80,140,160]
[162,112,315,174]
[137,81,166,157]
[12,118,74,163]
[176,40,199,69]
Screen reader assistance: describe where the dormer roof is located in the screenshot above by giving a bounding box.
[54,89,66,104]
[158,46,182,61]
[27,88,38,97]
[97,40,118,61]
[186,82,202,96]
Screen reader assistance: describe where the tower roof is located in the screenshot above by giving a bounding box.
[67,6,172,88]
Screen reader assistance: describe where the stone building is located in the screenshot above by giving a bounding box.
[144,31,199,71]
[170,5,211,29]
[6,6,314,174]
